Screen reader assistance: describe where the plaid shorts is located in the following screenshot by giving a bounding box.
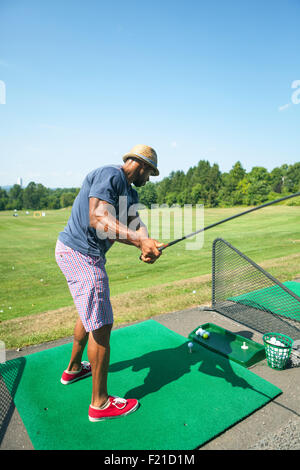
[55,239,113,332]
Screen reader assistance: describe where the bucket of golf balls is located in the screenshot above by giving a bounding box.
[262,332,293,370]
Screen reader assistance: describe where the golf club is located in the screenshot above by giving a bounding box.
[152,191,300,254]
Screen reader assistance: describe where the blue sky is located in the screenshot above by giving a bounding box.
[0,0,299,188]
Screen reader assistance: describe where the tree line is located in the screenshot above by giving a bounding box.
[1,160,300,211]
[0,182,80,211]
[136,160,300,208]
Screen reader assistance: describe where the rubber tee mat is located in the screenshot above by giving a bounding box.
[0,320,281,450]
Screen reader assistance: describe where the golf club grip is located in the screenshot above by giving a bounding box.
[139,243,169,261]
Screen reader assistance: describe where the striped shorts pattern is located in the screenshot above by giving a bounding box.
[55,239,113,332]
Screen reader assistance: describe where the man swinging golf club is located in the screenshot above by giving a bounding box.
[55,144,163,421]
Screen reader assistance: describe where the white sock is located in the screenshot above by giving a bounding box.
[90,398,110,410]
[65,366,82,375]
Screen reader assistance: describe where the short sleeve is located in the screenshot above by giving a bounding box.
[88,167,124,206]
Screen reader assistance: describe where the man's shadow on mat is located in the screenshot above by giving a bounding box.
[109,342,251,400]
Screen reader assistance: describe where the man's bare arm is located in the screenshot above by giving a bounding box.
[89,198,162,262]
[89,198,141,246]
[128,212,149,239]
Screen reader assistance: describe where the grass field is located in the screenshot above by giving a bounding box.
[1,204,300,348]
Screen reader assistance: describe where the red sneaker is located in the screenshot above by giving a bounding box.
[88,396,139,422]
[60,361,92,385]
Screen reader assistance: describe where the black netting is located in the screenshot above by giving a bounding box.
[212,238,300,341]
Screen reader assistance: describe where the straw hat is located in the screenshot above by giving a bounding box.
[122,144,159,176]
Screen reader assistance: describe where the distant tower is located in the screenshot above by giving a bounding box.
[17,177,23,187]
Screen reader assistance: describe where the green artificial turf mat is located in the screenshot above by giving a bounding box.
[0,320,282,450]
[228,281,300,321]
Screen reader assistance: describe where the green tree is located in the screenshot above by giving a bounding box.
[168,170,186,193]
[136,182,157,208]
[248,166,270,184]
[206,163,222,207]
[284,163,300,193]
[270,167,285,193]
[22,182,41,209]
[219,162,247,206]
[165,192,178,206]
[245,181,270,205]
[156,177,172,205]
[0,188,9,210]
[176,188,194,206]
[190,184,203,204]
[7,184,23,210]
[47,194,61,209]
[60,192,76,208]
[230,161,246,182]
[36,184,50,208]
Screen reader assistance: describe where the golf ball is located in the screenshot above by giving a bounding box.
[196,327,210,339]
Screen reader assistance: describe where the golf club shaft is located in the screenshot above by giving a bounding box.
[158,191,300,252]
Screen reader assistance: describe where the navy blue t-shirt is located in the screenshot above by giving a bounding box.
[59,165,139,258]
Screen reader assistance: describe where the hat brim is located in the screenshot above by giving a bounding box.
[123,153,159,176]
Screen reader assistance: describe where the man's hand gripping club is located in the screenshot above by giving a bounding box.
[139,238,164,264]
[89,198,163,264]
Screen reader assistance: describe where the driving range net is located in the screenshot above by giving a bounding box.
[212,238,300,341]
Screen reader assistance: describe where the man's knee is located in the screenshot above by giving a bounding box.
[90,323,113,347]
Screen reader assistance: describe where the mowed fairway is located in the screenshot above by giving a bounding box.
[1,205,300,348]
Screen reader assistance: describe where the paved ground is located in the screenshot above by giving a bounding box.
[1,307,299,450]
